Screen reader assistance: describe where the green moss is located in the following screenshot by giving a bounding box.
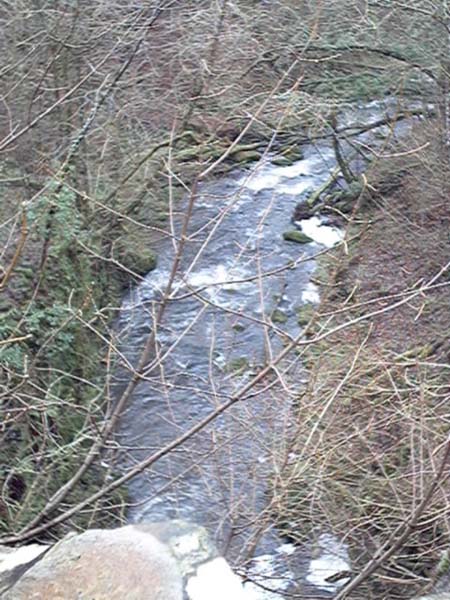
[271,145,304,166]
[325,180,365,212]
[225,356,249,374]
[115,236,157,277]
[283,230,313,244]
[271,309,288,324]
[295,303,316,326]
[0,179,135,539]
[436,550,450,577]
[232,150,261,163]
[128,248,157,276]
[15,266,35,280]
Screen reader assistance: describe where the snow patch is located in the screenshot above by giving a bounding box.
[306,533,351,592]
[186,549,295,600]
[186,557,252,600]
[0,544,48,573]
[244,552,293,599]
[297,216,343,248]
[301,282,320,304]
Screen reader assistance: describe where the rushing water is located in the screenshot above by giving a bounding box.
[116,100,417,597]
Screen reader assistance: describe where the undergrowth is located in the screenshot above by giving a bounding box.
[275,124,450,598]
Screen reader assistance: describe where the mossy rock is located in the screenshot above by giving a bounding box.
[271,156,291,167]
[232,150,261,164]
[271,309,288,324]
[295,303,316,326]
[115,235,157,277]
[325,180,365,211]
[225,356,249,374]
[15,266,35,280]
[283,230,313,244]
[344,180,364,199]
[292,202,315,221]
[176,146,207,162]
[272,145,304,166]
[123,248,157,276]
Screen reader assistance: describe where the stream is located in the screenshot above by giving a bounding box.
[116,99,418,598]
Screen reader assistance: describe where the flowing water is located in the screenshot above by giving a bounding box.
[116,100,418,597]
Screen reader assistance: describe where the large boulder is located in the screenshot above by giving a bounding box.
[1,521,253,600]
[3,525,183,600]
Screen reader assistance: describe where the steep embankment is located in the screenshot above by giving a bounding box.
[276,122,450,598]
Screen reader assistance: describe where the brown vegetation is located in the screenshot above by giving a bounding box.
[275,121,450,598]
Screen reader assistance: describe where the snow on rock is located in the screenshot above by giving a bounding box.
[187,542,297,600]
[301,282,320,304]
[306,533,351,592]
[0,545,48,575]
[243,547,295,600]
[186,557,252,600]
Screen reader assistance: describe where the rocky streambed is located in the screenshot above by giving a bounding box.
[116,99,421,597]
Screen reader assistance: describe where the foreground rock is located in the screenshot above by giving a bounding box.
[1,521,254,599]
[282,230,313,244]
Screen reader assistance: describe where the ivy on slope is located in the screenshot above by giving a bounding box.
[0,181,127,539]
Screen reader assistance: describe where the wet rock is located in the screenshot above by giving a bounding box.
[295,303,315,326]
[292,202,315,222]
[283,230,313,244]
[271,156,292,166]
[271,309,288,324]
[271,145,304,166]
[225,356,249,374]
[232,150,261,164]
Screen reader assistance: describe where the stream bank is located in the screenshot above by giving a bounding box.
[115,99,425,597]
[275,121,450,598]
